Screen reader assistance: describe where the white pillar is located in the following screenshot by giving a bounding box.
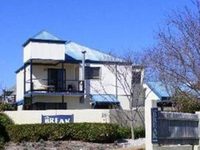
[145,99,158,150]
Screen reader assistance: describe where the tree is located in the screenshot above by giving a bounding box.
[89,54,146,139]
[173,90,200,113]
[143,0,200,100]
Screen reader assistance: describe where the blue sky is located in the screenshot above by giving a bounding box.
[0,0,194,89]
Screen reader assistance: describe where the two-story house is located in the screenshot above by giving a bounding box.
[16,31,144,110]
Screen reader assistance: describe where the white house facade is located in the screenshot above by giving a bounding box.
[16,31,144,111]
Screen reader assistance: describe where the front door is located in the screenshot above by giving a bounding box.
[48,69,66,91]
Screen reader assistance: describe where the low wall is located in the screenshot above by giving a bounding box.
[4,109,144,127]
[110,108,144,127]
[4,109,110,124]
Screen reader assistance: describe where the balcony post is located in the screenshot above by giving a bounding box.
[23,64,26,94]
[82,51,86,96]
[61,62,64,91]
[30,59,33,92]
[61,61,64,104]
[30,59,33,110]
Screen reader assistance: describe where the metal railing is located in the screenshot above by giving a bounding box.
[26,79,84,93]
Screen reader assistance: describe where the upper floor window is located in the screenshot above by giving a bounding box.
[85,66,101,79]
[132,71,141,84]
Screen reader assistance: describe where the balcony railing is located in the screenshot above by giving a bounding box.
[25,79,84,94]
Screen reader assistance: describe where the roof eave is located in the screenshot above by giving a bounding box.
[23,38,67,47]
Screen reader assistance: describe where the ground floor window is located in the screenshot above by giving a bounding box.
[92,102,120,109]
[32,102,67,110]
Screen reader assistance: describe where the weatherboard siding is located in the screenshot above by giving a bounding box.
[23,41,65,62]
[16,69,24,102]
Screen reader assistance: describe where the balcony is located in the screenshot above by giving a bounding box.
[25,79,84,97]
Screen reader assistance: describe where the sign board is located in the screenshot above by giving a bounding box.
[151,108,158,143]
[41,115,74,124]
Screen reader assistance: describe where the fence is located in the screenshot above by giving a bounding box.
[145,99,200,150]
[153,108,199,145]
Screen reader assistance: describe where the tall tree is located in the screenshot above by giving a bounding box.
[90,54,146,139]
[143,0,200,98]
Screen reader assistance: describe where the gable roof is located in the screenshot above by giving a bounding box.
[147,82,171,100]
[23,30,66,47]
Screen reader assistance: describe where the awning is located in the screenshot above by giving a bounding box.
[91,94,120,104]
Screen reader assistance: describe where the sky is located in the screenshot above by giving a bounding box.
[0,0,195,89]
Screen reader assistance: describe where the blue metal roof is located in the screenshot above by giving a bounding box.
[147,82,171,100]
[32,30,62,41]
[23,31,66,47]
[91,94,120,104]
[65,42,123,63]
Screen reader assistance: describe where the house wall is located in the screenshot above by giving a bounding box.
[86,64,144,110]
[88,64,116,95]
[118,95,130,110]
[16,63,81,103]
[16,62,144,110]
[87,64,134,96]
[16,70,24,102]
[23,41,65,63]
[143,84,160,101]
[31,64,79,91]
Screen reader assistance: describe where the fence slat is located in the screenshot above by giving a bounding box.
[157,111,199,145]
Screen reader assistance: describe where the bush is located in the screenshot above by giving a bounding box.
[0,113,13,127]
[0,113,13,148]
[134,127,145,139]
[6,123,131,143]
[0,103,15,111]
[173,91,200,113]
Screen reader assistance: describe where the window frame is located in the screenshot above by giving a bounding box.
[85,66,101,80]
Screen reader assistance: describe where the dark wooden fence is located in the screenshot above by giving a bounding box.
[152,108,199,145]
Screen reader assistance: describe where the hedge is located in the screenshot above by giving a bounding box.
[0,103,15,111]
[0,113,13,148]
[0,113,14,127]
[134,126,145,139]
[0,113,145,144]
[6,123,131,143]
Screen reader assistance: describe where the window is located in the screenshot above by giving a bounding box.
[85,67,100,79]
[132,71,141,84]
[33,102,67,110]
[48,68,66,91]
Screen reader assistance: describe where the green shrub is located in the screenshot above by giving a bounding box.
[0,113,13,148]
[6,123,130,143]
[134,127,145,139]
[0,103,15,111]
[117,126,131,139]
[0,113,13,127]
[173,90,200,113]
